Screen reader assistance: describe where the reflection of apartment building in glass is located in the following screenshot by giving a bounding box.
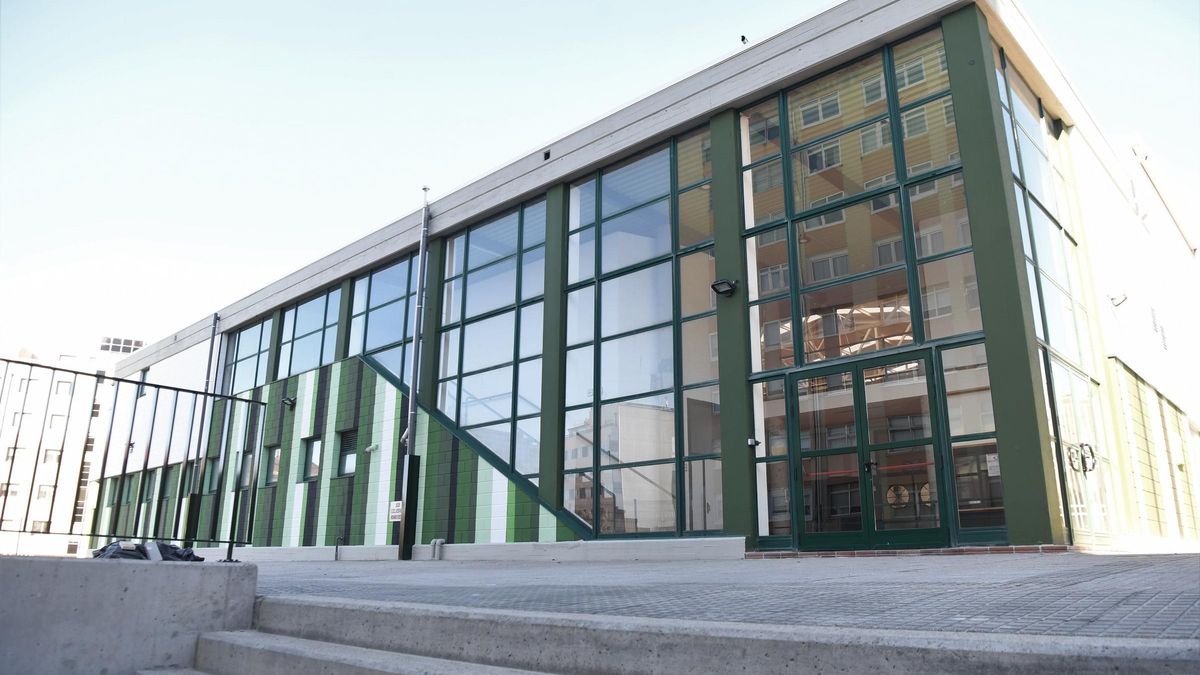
[91,0,1197,555]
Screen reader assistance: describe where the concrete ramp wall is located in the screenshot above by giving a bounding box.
[0,556,255,675]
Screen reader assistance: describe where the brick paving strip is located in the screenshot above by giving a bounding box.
[255,553,1200,641]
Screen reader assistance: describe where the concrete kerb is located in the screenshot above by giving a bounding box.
[0,556,256,675]
[254,595,1200,675]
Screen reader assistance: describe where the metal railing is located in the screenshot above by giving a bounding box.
[0,358,264,560]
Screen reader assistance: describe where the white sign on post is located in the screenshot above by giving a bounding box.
[388,500,404,523]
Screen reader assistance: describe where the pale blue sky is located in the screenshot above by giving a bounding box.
[1,0,1196,357]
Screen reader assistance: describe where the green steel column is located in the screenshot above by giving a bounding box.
[710,109,755,549]
[334,278,354,360]
[943,5,1066,544]
[538,184,568,508]
[417,238,446,403]
[264,309,284,386]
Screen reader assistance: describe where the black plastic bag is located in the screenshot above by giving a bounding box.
[92,540,204,561]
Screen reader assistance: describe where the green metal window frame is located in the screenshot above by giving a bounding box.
[739,26,975,381]
[345,254,420,386]
[277,287,342,379]
[437,199,547,478]
[562,124,722,538]
[221,316,274,395]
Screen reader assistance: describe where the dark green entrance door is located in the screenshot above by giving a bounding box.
[787,352,949,550]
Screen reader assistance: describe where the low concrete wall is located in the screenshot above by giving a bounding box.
[0,556,255,675]
[411,537,746,562]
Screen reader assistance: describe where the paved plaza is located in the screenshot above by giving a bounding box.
[256,552,1200,641]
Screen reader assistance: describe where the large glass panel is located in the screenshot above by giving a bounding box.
[364,301,405,352]
[796,371,856,451]
[438,328,459,379]
[792,127,896,213]
[514,417,540,475]
[565,287,594,347]
[681,316,720,385]
[740,98,782,165]
[468,212,519,270]
[743,159,787,228]
[325,289,342,325]
[1019,130,1057,215]
[942,343,994,437]
[564,346,594,407]
[684,459,723,531]
[953,439,1005,528]
[677,126,712,187]
[294,295,325,336]
[679,248,717,316]
[352,276,369,315]
[290,332,322,375]
[563,408,593,471]
[444,234,465,278]
[745,226,790,301]
[236,324,260,360]
[892,28,949,106]
[918,252,981,339]
[757,461,792,535]
[522,200,547,249]
[901,96,960,175]
[563,472,594,527]
[461,310,515,374]
[682,385,721,457]
[459,366,513,427]
[749,298,794,373]
[600,199,671,273]
[601,147,670,217]
[437,379,457,420]
[600,464,676,534]
[464,257,517,318]
[910,172,969,257]
[568,178,596,231]
[600,262,672,337]
[598,393,674,466]
[370,261,409,309]
[870,445,939,529]
[567,227,595,284]
[1041,274,1080,364]
[802,453,862,532]
[678,186,714,247]
[863,360,929,445]
[441,278,462,326]
[521,246,545,301]
[1030,201,1067,285]
[752,378,788,457]
[518,302,543,359]
[788,53,886,146]
[801,269,912,362]
[1007,67,1043,147]
[798,197,904,285]
[516,359,542,416]
[472,421,512,465]
[599,327,673,400]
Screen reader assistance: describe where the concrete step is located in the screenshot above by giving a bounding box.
[196,630,549,675]
[254,595,1200,674]
[137,669,208,675]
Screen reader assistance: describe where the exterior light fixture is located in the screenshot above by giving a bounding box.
[282,396,297,409]
[711,278,738,297]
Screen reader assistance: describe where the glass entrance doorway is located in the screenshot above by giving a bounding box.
[788,354,949,549]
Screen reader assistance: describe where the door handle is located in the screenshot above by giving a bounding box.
[863,461,878,473]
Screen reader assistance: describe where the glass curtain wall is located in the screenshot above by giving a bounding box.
[437,201,546,479]
[278,288,342,378]
[741,28,974,373]
[562,125,722,536]
[348,255,420,385]
[743,27,1001,544]
[222,317,273,395]
[994,43,1113,541]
